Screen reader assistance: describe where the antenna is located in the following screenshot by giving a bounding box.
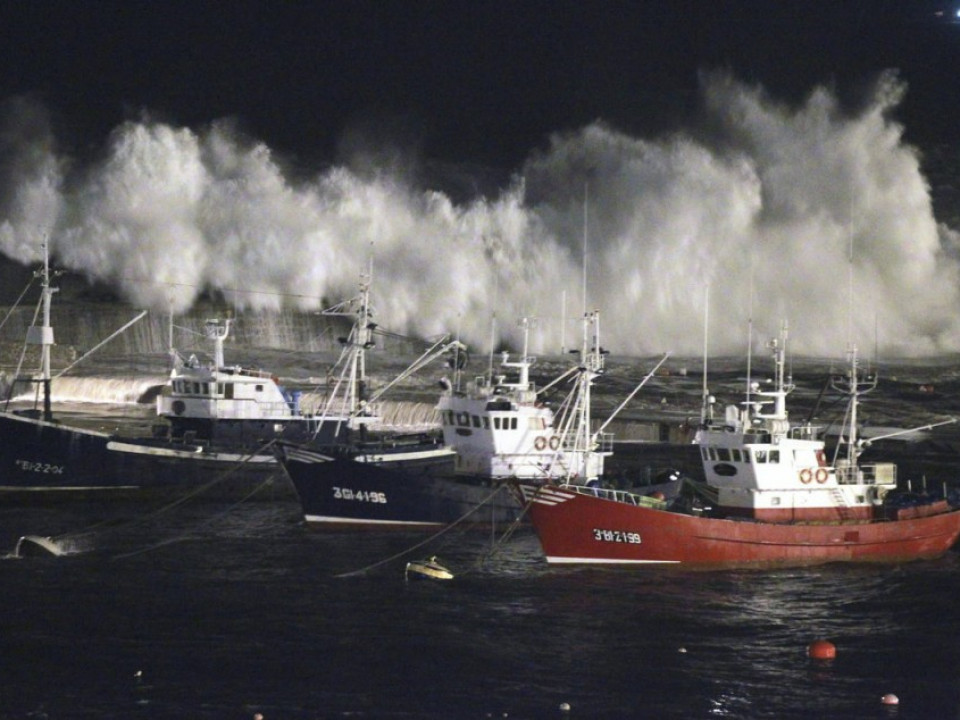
[700,284,711,424]
[847,202,854,351]
[560,289,567,354]
[745,259,755,409]
[582,183,588,318]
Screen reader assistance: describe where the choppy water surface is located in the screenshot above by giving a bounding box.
[1,499,960,720]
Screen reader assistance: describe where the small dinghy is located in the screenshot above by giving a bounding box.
[404,556,454,581]
[14,535,66,558]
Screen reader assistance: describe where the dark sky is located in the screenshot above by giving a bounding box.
[1,1,959,171]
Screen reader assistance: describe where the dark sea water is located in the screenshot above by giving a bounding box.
[2,497,960,720]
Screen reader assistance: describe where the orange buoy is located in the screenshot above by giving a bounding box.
[807,639,836,660]
[881,693,899,706]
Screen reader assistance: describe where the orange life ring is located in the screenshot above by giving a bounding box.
[816,450,827,467]
[549,436,560,450]
[815,468,828,483]
[534,436,547,451]
[799,468,812,484]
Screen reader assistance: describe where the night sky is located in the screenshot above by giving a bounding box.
[2,1,960,355]
[1,1,958,172]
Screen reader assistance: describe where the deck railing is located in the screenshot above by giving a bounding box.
[561,483,667,508]
[835,462,897,486]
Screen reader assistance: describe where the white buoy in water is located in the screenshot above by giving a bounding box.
[14,535,65,558]
[404,556,454,581]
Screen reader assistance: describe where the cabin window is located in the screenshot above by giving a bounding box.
[456,412,469,426]
[224,383,234,400]
[754,450,767,463]
[708,447,718,462]
[482,417,489,429]
[769,450,780,464]
[732,449,743,463]
[700,447,709,461]
[201,383,210,395]
[217,383,225,396]
[472,415,481,428]
[511,418,518,430]
[256,384,264,392]
[718,448,731,462]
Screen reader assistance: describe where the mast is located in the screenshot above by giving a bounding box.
[579,310,604,452]
[501,317,535,390]
[848,344,859,460]
[351,261,374,418]
[205,318,232,370]
[26,241,58,421]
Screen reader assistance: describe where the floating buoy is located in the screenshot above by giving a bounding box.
[881,693,899,706]
[807,639,836,660]
[678,646,688,653]
[404,556,454,581]
[559,702,571,712]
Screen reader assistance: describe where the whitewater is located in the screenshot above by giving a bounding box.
[0,70,958,361]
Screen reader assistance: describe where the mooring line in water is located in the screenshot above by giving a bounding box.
[110,475,277,560]
[333,484,508,579]
[463,487,538,574]
[12,440,282,558]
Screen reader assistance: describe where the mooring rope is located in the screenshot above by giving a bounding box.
[462,485,540,574]
[31,439,283,554]
[110,474,278,560]
[333,483,509,578]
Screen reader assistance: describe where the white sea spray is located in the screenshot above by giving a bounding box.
[0,72,956,357]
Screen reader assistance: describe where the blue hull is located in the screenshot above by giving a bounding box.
[0,410,291,501]
[277,440,523,529]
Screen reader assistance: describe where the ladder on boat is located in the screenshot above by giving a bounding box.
[829,486,854,521]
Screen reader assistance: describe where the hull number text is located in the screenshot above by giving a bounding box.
[15,460,65,475]
[593,528,641,544]
[333,487,387,504]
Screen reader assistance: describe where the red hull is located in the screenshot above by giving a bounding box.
[518,485,960,568]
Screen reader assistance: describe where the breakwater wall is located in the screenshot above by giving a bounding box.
[0,301,425,368]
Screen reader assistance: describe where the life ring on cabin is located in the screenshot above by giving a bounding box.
[549,436,560,450]
[816,450,827,467]
[172,400,186,416]
[799,468,813,484]
[534,436,547,451]
[815,468,829,483]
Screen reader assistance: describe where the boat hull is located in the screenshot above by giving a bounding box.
[277,441,523,529]
[0,411,291,501]
[516,484,960,568]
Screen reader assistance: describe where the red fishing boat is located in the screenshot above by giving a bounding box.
[515,328,960,568]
